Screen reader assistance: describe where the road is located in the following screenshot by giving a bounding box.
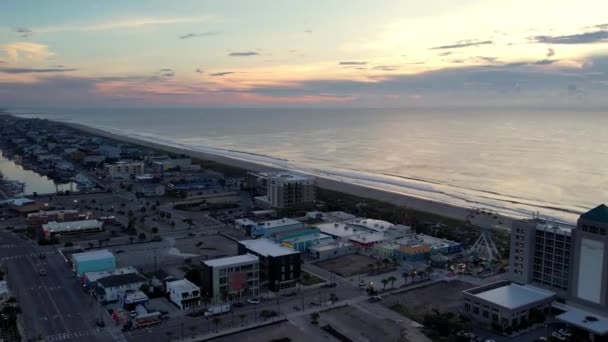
[0,230,115,341]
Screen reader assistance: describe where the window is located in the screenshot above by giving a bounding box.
[473,307,479,315]
[465,304,470,312]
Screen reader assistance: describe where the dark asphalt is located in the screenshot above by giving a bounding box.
[0,231,115,341]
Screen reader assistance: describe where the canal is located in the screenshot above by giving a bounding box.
[0,150,78,196]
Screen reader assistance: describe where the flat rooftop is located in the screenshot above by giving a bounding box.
[203,254,259,268]
[258,171,314,182]
[469,283,554,310]
[257,218,302,229]
[556,304,608,335]
[167,279,199,292]
[42,219,102,233]
[316,222,371,238]
[349,232,385,244]
[72,249,114,263]
[240,238,299,257]
[347,218,394,232]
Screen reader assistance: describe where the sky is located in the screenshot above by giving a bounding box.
[1,0,608,108]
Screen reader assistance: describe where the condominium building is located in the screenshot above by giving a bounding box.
[568,204,608,310]
[201,254,260,302]
[104,160,144,179]
[249,171,315,209]
[509,218,573,293]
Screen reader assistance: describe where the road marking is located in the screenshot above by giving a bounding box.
[44,328,105,341]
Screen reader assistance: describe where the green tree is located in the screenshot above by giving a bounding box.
[310,312,320,325]
[151,227,159,234]
[381,278,389,290]
[138,232,147,242]
[387,276,397,289]
[238,313,246,326]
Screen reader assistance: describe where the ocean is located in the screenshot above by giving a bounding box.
[10,107,608,223]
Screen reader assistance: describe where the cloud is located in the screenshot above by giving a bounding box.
[158,69,175,78]
[1,42,55,62]
[476,56,498,63]
[195,68,204,74]
[0,67,77,74]
[339,61,367,65]
[532,59,557,65]
[179,31,220,39]
[372,65,399,71]
[36,16,215,33]
[210,72,235,76]
[430,40,493,50]
[532,30,608,44]
[597,24,608,30]
[0,60,5,64]
[437,52,452,56]
[304,29,312,34]
[547,48,555,57]
[228,51,258,57]
[13,27,32,38]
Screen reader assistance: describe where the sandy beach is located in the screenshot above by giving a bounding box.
[66,122,484,223]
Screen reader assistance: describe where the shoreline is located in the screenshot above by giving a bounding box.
[62,121,495,224]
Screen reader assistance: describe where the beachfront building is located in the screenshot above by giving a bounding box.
[250,218,304,238]
[201,254,260,302]
[234,218,257,235]
[249,171,315,209]
[315,222,371,239]
[104,160,144,179]
[152,158,200,175]
[167,279,201,310]
[238,238,301,292]
[509,218,573,294]
[462,280,555,330]
[346,218,394,233]
[41,219,103,240]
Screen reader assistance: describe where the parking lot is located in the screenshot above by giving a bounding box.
[318,305,407,342]
[208,321,313,342]
[382,280,472,320]
[314,254,377,277]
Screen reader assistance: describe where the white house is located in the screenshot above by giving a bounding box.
[167,279,201,310]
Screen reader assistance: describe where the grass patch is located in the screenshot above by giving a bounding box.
[299,271,324,286]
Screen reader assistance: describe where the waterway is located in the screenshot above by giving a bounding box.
[0,150,78,197]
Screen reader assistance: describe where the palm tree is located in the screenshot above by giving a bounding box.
[367,263,374,273]
[382,258,391,269]
[138,232,147,242]
[375,260,382,271]
[402,272,409,284]
[388,276,397,289]
[381,278,389,290]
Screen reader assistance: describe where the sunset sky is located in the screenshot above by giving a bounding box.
[1,0,608,107]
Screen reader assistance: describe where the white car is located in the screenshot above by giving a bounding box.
[247,298,260,304]
[558,329,572,337]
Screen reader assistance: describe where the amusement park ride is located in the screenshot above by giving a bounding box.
[464,208,510,271]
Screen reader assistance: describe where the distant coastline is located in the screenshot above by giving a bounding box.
[53,120,494,224]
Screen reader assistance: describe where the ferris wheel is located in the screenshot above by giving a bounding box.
[465,207,508,262]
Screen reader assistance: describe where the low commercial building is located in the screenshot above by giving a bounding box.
[95,272,148,303]
[120,290,149,309]
[41,219,103,239]
[276,229,333,252]
[349,232,385,249]
[167,279,201,310]
[310,241,356,260]
[238,239,301,292]
[133,183,166,197]
[81,266,138,288]
[346,218,394,233]
[72,250,116,276]
[315,222,371,239]
[8,198,42,213]
[250,218,304,238]
[201,254,260,302]
[234,218,257,235]
[104,160,144,179]
[462,281,555,330]
[27,209,81,228]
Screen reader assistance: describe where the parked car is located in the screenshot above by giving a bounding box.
[247,298,260,304]
[552,332,567,341]
[368,296,383,303]
[39,269,47,276]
